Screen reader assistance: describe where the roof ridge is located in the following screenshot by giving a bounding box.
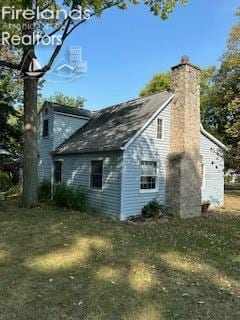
[94,90,171,114]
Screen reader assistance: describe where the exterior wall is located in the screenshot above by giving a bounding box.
[54,152,122,217]
[53,113,89,149]
[200,134,224,206]
[121,102,172,219]
[38,107,89,182]
[38,108,54,180]
[120,100,224,219]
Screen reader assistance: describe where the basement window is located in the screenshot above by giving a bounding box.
[90,160,103,190]
[42,119,49,137]
[54,161,62,184]
[140,161,157,191]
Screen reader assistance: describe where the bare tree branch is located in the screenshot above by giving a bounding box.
[0,60,21,70]
[66,5,113,37]
[34,17,69,46]
[27,3,117,77]
[36,17,72,76]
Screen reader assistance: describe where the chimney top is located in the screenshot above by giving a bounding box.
[171,56,201,71]
[181,55,190,64]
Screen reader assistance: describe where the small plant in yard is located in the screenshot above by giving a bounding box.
[53,183,86,211]
[142,199,166,219]
[0,171,12,192]
[202,200,211,213]
[38,179,51,200]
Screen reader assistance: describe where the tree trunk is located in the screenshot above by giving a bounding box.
[22,77,38,207]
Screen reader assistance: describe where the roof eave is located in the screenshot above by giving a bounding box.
[200,124,228,151]
[51,147,122,156]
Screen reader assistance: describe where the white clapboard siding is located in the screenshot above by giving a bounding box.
[53,113,89,149]
[121,102,172,219]
[37,107,54,180]
[200,134,224,206]
[38,106,89,182]
[54,152,122,217]
[120,101,224,219]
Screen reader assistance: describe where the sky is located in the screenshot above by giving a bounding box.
[38,0,239,110]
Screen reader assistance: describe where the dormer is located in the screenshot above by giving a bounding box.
[38,101,92,150]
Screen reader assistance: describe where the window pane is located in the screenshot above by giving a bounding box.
[54,161,62,183]
[141,177,156,189]
[157,118,163,139]
[91,160,103,189]
[140,161,157,190]
[141,161,157,176]
[91,160,103,174]
[43,119,49,137]
[91,174,102,189]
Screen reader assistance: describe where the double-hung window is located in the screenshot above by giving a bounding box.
[90,160,103,190]
[54,161,62,183]
[157,118,163,140]
[43,119,49,137]
[140,161,157,191]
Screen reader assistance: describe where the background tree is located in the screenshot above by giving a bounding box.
[139,9,240,171]
[0,55,23,156]
[0,0,188,207]
[139,72,171,97]
[38,92,85,111]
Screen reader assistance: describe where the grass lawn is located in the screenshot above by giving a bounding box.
[0,193,239,320]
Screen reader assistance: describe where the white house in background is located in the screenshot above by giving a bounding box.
[38,58,226,220]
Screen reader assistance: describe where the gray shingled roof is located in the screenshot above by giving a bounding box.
[53,91,173,155]
[43,101,92,118]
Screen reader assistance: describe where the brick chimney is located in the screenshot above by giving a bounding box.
[166,56,202,218]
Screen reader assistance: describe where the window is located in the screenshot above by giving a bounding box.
[157,118,163,140]
[90,160,103,190]
[140,161,157,190]
[54,161,62,183]
[43,119,49,137]
[45,108,48,115]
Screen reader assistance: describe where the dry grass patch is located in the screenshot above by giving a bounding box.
[0,193,239,319]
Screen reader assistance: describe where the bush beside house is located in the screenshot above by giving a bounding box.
[53,183,86,211]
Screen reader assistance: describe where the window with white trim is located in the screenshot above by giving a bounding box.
[140,161,157,190]
[90,160,103,190]
[157,118,163,140]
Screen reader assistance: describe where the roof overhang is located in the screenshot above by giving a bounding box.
[200,124,228,151]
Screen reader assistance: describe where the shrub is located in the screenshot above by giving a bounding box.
[142,199,166,218]
[38,179,51,200]
[53,183,86,211]
[0,159,22,184]
[0,171,12,192]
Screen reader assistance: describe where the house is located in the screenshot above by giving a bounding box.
[38,57,226,219]
[225,169,240,184]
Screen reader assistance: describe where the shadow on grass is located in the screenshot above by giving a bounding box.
[0,200,239,320]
